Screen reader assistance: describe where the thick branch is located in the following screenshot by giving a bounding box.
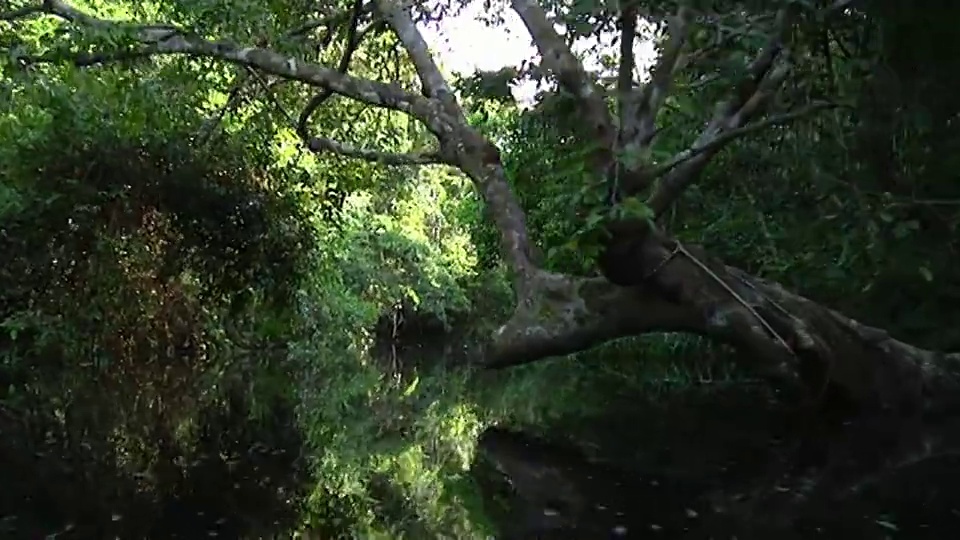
[488,269,702,368]
[447,132,541,284]
[616,4,638,116]
[202,0,364,150]
[248,61,447,166]
[487,240,960,412]
[375,0,458,107]
[240,58,447,166]
[17,0,538,292]
[374,1,539,282]
[511,0,616,164]
[18,0,446,131]
[0,4,43,20]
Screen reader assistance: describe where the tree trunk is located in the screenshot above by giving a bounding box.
[487,230,960,414]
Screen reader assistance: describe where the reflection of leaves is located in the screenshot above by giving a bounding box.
[892,219,919,239]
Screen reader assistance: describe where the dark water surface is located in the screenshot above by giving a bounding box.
[472,386,960,539]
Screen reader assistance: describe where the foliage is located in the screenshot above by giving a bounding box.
[0,9,580,536]
[0,70,315,537]
[2,0,960,537]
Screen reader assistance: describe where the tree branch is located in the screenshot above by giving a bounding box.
[0,4,43,20]
[370,0,540,284]
[15,0,446,131]
[375,0,458,106]
[616,4,638,119]
[650,101,838,179]
[192,7,332,148]
[621,4,691,160]
[511,0,617,171]
[487,269,703,368]
[642,7,799,216]
[485,238,960,411]
[241,63,447,166]
[297,0,367,143]
[283,1,376,40]
[14,0,539,289]
[195,72,251,147]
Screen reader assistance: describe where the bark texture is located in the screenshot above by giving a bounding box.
[489,230,960,412]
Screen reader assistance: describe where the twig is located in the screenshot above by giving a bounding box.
[651,101,839,178]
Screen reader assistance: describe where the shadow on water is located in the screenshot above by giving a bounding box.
[471,384,960,539]
[0,393,310,539]
[474,427,714,539]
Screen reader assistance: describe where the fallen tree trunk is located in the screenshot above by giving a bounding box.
[473,1,960,414]
[487,229,960,414]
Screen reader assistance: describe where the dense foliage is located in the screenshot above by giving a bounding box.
[1,0,959,537]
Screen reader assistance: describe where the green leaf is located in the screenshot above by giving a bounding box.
[585,211,605,229]
[618,197,655,221]
[402,376,419,397]
[919,267,934,282]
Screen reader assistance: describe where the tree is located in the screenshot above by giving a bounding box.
[3,0,957,415]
